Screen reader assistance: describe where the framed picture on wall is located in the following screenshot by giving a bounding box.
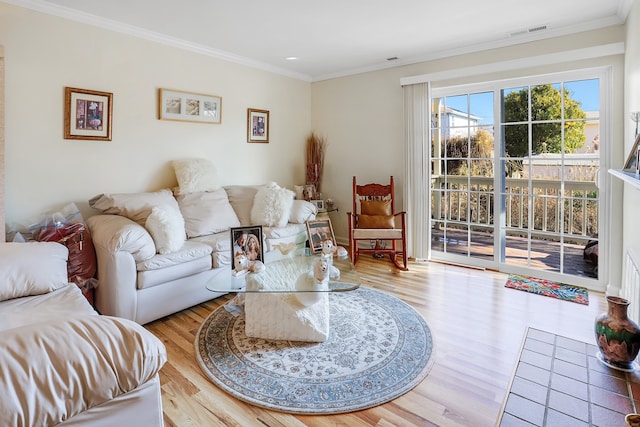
[158,88,222,124]
[247,108,269,143]
[64,87,113,141]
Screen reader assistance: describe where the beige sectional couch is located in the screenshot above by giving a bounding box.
[87,183,317,325]
[0,242,166,426]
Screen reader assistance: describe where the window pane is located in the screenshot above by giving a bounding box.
[502,86,528,123]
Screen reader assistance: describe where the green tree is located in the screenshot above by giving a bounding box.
[503,84,586,161]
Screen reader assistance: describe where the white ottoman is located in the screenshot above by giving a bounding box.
[244,257,330,342]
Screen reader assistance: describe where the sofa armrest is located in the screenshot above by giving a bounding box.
[86,215,156,321]
[87,215,156,262]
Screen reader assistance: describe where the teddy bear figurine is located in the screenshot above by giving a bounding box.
[232,251,265,277]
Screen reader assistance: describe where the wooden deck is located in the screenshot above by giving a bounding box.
[431,228,597,279]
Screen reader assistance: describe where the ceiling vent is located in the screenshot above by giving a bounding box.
[509,25,548,37]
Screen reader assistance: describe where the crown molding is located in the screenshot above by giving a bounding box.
[1,0,313,82]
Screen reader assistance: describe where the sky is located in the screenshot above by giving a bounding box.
[442,78,600,125]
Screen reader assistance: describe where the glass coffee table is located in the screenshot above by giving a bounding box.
[205,247,360,342]
[205,247,360,294]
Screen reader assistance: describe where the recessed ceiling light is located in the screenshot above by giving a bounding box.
[285,57,298,60]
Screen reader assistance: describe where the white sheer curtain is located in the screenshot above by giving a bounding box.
[403,82,431,261]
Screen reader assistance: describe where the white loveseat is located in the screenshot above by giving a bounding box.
[86,182,317,325]
[0,242,167,426]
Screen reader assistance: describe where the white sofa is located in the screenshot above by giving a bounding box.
[0,242,167,427]
[86,183,317,325]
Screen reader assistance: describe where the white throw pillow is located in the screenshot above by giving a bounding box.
[288,200,318,224]
[0,242,69,301]
[172,158,219,195]
[250,182,295,227]
[176,189,241,238]
[145,207,186,254]
[89,189,180,226]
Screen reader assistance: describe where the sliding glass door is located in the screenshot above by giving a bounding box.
[430,70,605,288]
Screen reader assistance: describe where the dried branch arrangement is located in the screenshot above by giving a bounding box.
[306,132,327,193]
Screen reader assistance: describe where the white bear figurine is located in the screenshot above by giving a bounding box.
[321,238,348,260]
[295,257,331,306]
[232,252,265,277]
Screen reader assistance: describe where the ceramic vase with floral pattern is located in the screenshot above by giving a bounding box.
[595,296,640,371]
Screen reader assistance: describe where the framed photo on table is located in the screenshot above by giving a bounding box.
[306,219,336,254]
[247,108,269,143]
[158,88,222,124]
[230,226,264,270]
[310,199,325,212]
[64,87,113,141]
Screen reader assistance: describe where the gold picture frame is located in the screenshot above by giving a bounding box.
[64,87,113,141]
[158,88,221,124]
[247,108,269,143]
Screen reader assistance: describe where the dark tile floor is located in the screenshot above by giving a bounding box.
[499,327,640,427]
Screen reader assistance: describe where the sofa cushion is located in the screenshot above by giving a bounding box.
[136,241,212,272]
[224,185,261,226]
[137,256,212,289]
[0,314,166,426]
[288,200,317,224]
[89,189,180,227]
[0,242,69,302]
[250,182,295,227]
[0,284,94,331]
[172,158,219,195]
[145,206,186,254]
[176,189,240,238]
[191,231,232,254]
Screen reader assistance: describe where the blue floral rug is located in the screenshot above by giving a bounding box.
[195,287,434,414]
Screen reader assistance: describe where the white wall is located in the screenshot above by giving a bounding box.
[623,2,640,276]
[0,3,311,231]
[312,26,625,289]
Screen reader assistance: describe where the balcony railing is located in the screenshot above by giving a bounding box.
[431,175,599,241]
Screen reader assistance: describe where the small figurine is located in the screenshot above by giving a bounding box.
[232,251,265,277]
[321,238,348,260]
[296,257,331,306]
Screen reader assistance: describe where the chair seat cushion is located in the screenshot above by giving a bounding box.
[353,228,403,239]
[357,214,395,229]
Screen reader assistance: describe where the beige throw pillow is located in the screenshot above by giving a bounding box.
[0,242,69,301]
[89,189,180,226]
[176,189,241,238]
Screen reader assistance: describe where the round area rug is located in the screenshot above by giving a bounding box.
[195,286,434,414]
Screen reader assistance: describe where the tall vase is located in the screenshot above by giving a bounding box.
[595,296,640,371]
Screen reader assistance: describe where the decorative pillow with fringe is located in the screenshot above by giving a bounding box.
[250,182,295,227]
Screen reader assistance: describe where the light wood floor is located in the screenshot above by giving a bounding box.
[144,255,607,427]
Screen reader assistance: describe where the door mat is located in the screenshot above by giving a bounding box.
[505,274,589,305]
